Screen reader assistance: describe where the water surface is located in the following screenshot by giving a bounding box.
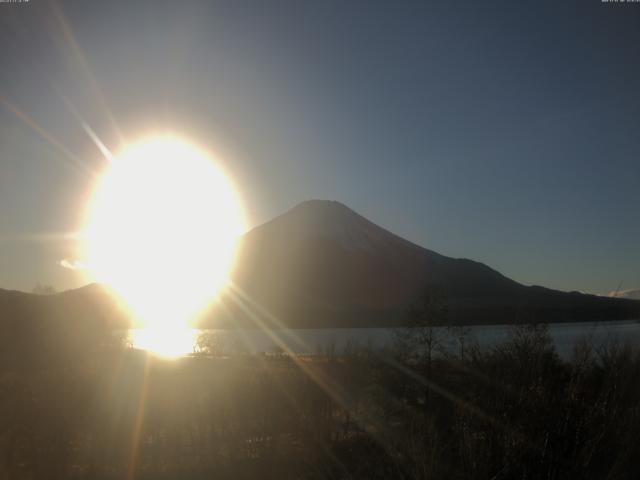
[129,320,640,358]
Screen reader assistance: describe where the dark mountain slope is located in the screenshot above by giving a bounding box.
[211,200,639,327]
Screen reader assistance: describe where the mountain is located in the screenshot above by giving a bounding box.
[210,200,640,328]
[1,200,638,329]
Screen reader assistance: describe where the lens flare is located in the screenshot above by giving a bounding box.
[83,136,244,356]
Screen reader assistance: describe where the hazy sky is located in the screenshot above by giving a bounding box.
[0,0,639,294]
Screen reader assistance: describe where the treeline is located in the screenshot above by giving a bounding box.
[1,319,640,479]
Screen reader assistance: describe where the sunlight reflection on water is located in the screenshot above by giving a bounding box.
[128,328,200,358]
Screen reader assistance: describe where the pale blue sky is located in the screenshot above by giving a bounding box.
[0,0,638,294]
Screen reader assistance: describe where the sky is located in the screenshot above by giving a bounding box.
[0,0,639,295]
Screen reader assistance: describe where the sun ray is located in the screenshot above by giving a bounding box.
[57,91,115,163]
[0,96,96,178]
[49,0,126,147]
[223,283,522,463]
[222,285,407,464]
[127,353,152,480]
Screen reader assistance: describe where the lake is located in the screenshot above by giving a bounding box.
[128,319,640,358]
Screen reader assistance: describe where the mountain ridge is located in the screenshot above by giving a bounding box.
[214,200,639,328]
[2,200,639,329]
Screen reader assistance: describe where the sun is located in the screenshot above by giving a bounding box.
[83,136,245,356]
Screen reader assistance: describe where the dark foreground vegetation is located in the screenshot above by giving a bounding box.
[2,316,640,480]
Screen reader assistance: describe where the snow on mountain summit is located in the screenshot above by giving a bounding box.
[264,200,417,254]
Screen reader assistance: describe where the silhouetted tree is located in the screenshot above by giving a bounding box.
[447,322,472,361]
[394,288,448,376]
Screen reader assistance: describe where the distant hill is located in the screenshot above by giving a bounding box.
[1,200,638,329]
[0,283,128,329]
[0,283,129,369]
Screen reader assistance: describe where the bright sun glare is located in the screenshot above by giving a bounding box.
[83,137,244,357]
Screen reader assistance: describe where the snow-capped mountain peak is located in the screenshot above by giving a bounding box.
[259,199,416,254]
